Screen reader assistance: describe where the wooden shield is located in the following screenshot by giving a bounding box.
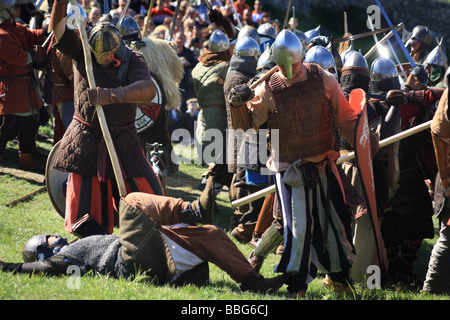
[350,89,384,269]
[45,140,69,219]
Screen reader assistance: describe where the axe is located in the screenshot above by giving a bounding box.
[374,0,416,69]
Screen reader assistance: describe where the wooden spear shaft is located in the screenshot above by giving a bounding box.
[70,0,127,197]
[231,119,432,208]
[142,0,155,38]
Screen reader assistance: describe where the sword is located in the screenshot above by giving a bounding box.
[231,120,433,208]
[333,24,402,44]
[374,0,416,68]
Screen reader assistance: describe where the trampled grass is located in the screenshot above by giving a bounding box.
[0,124,449,306]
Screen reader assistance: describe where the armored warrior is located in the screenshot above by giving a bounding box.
[0,182,288,294]
[48,0,163,237]
[229,30,378,297]
[407,25,432,66]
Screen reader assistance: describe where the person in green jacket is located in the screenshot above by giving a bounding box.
[192,29,234,190]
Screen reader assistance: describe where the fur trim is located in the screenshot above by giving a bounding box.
[131,38,184,109]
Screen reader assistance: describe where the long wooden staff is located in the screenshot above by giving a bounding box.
[231,119,433,208]
[70,0,127,197]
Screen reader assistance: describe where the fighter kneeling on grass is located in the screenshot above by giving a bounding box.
[0,178,288,294]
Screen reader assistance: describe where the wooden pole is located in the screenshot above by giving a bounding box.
[142,0,155,38]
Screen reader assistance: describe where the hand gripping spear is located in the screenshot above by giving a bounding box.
[70,0,127,197]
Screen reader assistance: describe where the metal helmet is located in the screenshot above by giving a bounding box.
[209,29,230,53]
[294,30,308,57]
[257,43,272,70]
[22,234,68,262]
[237,25,260,46]
[305,25,321,41]
[66,2,88,30]
[257,23,277,40]
[304,45,337,79]
[342,50,369,70]
[89,22,122,64]
[272,29,304,79]
[370,57,398,80]
[425,38,448,67]
[22,234,48,263]
[118,15,142,43]
[408,25,432,47]
[340,46,356,65]
[233,35,260,59]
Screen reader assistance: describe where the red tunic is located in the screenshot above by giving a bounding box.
[0,21,44,115]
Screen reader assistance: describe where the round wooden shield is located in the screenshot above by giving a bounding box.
[135,72,166,133]
[45,140,69,219]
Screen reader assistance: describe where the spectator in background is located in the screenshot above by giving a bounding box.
[151,0,173,26]
[242,8,257,27]
[187,23,206,59]
[129,0,149,16]
[110,0,136,24]
[233,0,249,20]
[88,6,101,26]
[261,11,271,24]
[251,0,265,25]
[175,32,197,112]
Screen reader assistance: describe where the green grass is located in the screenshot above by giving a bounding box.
[0,124,448,304]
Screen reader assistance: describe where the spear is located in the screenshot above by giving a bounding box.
[142,0,155,38]
[70,0,127,197]
[231,120,433,208]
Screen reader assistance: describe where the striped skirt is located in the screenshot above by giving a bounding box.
[274,165,356,286]
[64,169,163,235]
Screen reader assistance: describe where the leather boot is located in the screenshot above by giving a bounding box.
[231,223,254,243]
[19,153,44,173]
[240,272,289,294]
[180,175,215,224]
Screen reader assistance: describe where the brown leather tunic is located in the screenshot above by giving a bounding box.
[267,63,334,163]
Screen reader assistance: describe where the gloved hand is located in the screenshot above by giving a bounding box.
[228,84,254,107]
[386,89,406,106]
[87,86,125,106]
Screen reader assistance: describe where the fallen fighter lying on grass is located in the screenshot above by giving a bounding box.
[0,176,288,294]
